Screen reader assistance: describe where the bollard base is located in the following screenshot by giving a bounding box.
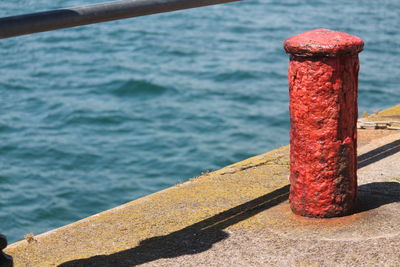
[289,203,355,218]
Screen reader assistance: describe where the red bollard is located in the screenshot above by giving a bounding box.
[284,29,364,218]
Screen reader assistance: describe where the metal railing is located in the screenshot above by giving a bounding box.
[0,0,238,265]
[0,0,238,39]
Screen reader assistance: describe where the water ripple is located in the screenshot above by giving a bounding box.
[110,79,171,97]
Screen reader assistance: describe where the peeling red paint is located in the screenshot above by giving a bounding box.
[284,29,364,218]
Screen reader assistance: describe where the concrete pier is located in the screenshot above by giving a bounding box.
[5,105,400,267]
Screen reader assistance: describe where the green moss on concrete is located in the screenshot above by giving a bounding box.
[366,104,400,120]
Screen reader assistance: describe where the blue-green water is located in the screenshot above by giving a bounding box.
[1,0,399,242]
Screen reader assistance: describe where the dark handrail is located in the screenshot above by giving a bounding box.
[0,0,239,39]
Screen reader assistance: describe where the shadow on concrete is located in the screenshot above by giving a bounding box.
[356,139,400,212]
[356,182,400,213]
[58,185,289,267]
[358,139,400,169]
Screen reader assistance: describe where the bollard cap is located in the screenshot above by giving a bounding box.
[284,28,364,57]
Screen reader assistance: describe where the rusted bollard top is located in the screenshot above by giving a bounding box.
[284,28,364,57]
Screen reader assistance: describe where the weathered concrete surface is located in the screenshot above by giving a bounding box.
[365,104,400,121]
[5,107,400,267]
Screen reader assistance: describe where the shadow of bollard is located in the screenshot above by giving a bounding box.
[356,182,400,213]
